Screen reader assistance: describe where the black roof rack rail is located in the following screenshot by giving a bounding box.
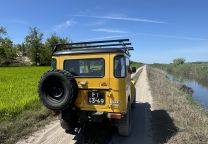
[55,43,131,49]
[54,39,130,46]
[52,39,134,55]
[75,47,134,50]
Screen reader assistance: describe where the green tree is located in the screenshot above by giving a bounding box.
[0,26,7,37]
[46,33,69,45]
[46,33,69,52]
[15,43,27,56]
[25,27,43,65]
[39,44,51,65]
[173,58,186,66]
[0,38,16,65]
[0,26,16,66]
[41,34,69,65]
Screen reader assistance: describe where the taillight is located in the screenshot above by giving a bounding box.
[107,113,122,119]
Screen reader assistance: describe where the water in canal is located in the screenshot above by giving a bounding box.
[167,74,208,109]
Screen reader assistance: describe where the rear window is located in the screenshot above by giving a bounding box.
[64,58,104,77]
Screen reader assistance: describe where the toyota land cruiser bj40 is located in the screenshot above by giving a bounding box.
[38,39,137,136]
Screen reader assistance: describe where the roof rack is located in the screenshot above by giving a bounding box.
[52,39,134,55]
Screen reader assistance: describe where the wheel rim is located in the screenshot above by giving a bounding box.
[50,84,64,99]
[43,76,65,102]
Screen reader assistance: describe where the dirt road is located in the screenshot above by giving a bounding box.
[17,65,153,144]
[111,65,153,144]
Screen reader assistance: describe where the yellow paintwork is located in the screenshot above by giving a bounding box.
[52,52,133,113]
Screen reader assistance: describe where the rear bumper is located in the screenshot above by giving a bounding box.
[59,107,127,123]
[81,110,127,123]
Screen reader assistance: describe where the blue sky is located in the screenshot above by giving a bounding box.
[1,0,208,63]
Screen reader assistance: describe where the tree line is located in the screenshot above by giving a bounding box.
[0,26,70,66]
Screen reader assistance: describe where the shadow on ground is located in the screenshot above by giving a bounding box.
[66,103,178,144]
[72,121,116,144]
[152,109,178,144]
[112,103,152,144]
[112,103,178,144]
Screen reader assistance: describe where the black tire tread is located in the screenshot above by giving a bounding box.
[117,103,132,136]
[38,69,78,110]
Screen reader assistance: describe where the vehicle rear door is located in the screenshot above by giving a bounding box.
[60,54,110,110]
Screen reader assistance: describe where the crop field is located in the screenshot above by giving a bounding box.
[0,66,53,143]
[0,66,50,120]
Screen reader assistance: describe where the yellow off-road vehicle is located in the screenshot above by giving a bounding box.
[38,39,136,136]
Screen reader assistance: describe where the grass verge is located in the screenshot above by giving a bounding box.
[147,66,208,144]
[152,63,208,87]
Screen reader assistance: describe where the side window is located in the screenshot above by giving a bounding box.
[114,55,126,78]
[126,57,130,73]
[51,58,56,70]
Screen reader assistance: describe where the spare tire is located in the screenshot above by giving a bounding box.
[38,70,78,111]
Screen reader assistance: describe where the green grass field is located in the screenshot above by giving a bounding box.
[130,61,144,69]
[0,66,50,120]
[0,66,53,144]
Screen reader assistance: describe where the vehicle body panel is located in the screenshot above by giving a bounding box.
[52,52,132,113]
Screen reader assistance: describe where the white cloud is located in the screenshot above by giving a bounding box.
[84,34,133,41]
[85,33,208,41]
[53,20,76,31]
[73,14,166,24]
[92,28,129,34]
[97,32,208,41]
[87,20,106,26]
[136,33,208,41]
